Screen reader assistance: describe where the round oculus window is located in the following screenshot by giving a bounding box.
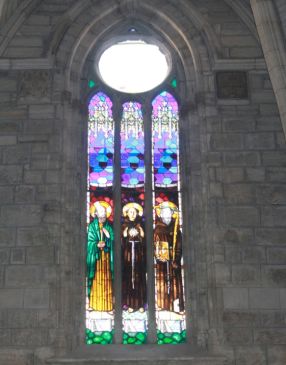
[98,40,170,94]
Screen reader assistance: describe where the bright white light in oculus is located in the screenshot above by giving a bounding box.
[98,41,170,93]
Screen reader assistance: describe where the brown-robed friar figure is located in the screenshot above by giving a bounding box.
[122,202,146,312]
[154,201,184,313]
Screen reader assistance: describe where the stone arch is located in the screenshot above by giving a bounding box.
[50,0,220,355]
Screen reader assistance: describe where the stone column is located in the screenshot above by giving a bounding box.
[250,0,286,138]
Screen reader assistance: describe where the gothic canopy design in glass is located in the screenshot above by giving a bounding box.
[98,40,170,93]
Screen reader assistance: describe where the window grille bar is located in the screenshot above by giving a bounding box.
[143,104,157,343]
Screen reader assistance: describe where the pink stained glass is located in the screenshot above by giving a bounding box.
[88,92,114,187]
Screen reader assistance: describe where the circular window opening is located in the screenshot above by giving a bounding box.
[98,40,171,94]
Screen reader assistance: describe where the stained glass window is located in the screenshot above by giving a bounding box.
[120,102,147,344]
[152,91,186,344]
[86,92,115,345]
[86,90,186,346]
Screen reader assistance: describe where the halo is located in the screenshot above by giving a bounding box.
[90,200,112,218]
[155,201,178,218]
[122,202,143,217]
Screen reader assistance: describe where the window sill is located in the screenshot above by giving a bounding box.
[46,345,227,365]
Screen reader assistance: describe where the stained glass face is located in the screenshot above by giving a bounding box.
[152,92,186,344]
[86,92,115,345]
[121,102,147,344]
[88,92,114,187]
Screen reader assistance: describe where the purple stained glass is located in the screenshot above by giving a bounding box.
[88,92,114,187]
[121,102,145,187]
[152,91,179,187]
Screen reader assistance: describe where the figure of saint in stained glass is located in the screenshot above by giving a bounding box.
[154,201,184,313]
[122,202,146,312]
[87,201,114,312]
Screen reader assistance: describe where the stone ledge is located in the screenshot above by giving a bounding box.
[47,357,227,365]
[46,346,227,365]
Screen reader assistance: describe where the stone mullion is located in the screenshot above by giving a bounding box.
[113,101,123,344]
[143,102,157,344]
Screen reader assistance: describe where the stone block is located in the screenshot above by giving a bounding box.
[219,206,260,227]
[256,228,286,245]
[242,247,266,264]
[262,151,286,166]
[229,47,263,58]
[245,133,275,150]
[11,328,48,347]
[0,248,10,264]
[0,349,33,365]
[249,288,280,309]
[4,47,43,58]
[3,144,30,165]
[220,228,254,246]
[5,266,44,287]
[251,89,276,103]
[36,185,61,202]
[46,170,61,184]
[24,119,54,134]
[235,346,267,365]
[254,329,286,345]
[232,264,260,285]
[262,265,286,287]
[281,289,286,308]
[224,327,253,344]
[29,105,55,119]
[268,248,286,264]
[261,207,286,227]
[0,136,17,145]
[24,169,45,184]
[24,288,49,309]
[0,186,13,203]
[223,184,256,204]
[225,247,241,263]
[38,310,58,328]
[216,167,244,183]
[276,132,286,150]
[14,185,36,203]
[0,166,22,185]
[26,245,54,264]
[6,309,37,328]
[257,185,286,205]
[222,117,256,132]
[17,227,51,246]
[224,152,260,166]
[0,205,42,227]
[259,311,285,327]
[266,167,286,182]
[256,116,283,132]
[268,345,286,365]
[0,289,23,308]
[245,167,266,182]
[10,36,43,47]
[0,329,11,346]
[209,134,243,150]
[10,248,25,264]
[0,228,15,247]
[215,263,231,285]
[223,288,249,309]
[223,311,257,327]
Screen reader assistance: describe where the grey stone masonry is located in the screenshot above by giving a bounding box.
[0,0,285,365]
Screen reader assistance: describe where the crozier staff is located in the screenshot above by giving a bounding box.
[87,201,114,312]
[154,201,184,312]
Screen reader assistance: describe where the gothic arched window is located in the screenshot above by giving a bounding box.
[85,38,187,346]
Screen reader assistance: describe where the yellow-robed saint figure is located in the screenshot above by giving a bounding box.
[87,201,114,311]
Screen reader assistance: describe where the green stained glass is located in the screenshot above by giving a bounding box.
[88,80,96,88]
[171,79,177,88]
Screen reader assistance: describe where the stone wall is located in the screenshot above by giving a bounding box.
[0,1,285,364]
